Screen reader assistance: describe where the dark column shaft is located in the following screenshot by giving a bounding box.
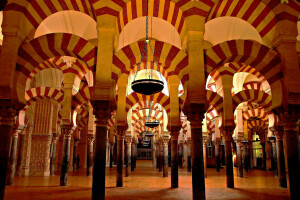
[243,143,249,172]
[203,141,207,178]
[261,143,266,170]
[73,140,78,172]
[125,139,131,177]
[50,138,58,176]
[16,133,25,176]
[215,142,220,172]
[156,143,159,169]
[92,124,107,200]
[159,142,163,172]
[60,133,71,186]
[271,140,278,176]
[87,136,94,176]
[224,131,234,188]
[178,143,183,169]
[284,125,300,200]
[171,136,178,188]
[0,117,14,200]
[187,141,192,172]
[110,143,114,168]
[116,135,124,187]
[236,141,243,178]
[6,133,18,185]
[276,134,287,188]
[131,142,135,171]
[191,126,205,200]
[163,141,168,177]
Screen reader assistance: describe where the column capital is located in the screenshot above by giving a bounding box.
[87,134,95,144]
[125,136,132,144]
[61,125,74,139]
[94,108,111,127]
[0,106,17,125]
[52,137,58,144]
[220,126,234,139]
[274,131,284,140]
[187,111,205,129]
[74,139,80,146]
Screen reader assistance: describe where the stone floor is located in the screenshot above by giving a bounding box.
[5,161,289,200]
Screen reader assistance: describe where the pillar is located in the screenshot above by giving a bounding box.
[270,139,278,176]
[92,109,110,200]
[15,129,26,176]
[50,137,58,176]
[124,137,131,177]
[0,108,16,200]
[131,140,135,171]
[223,128,234,188]
[187,139,192,172]
[156,142,159,169]
[162,139,169,177]
[171,132,179,188]
[243,142,249,173]
[6,130,19,185]
[60,126,73,186]
[215,139,221,172]
[109,142,114,168]
[283,118,300,200]
[203,139,207,178]
[73,139,79,172]
[188,112,205,200]
[261,142,266,170]
[178,141,183,169]
[275,131,287,188]
[87,135,94,176]
[159,140,163,172]
[116,133,125,187]
[236,140,243,178]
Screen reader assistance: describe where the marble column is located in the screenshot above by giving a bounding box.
[159,140,163,172]
[188,112,206,200]
[0,108,16,200]
[60,126,73,186]
[178,141,183,169]
[109,142,114,168]
[50,137,58,176]
[261,142,266,170]
[223,128,234,188]
[92,110,110,200]
[87,135,95,176]
[275,131,287,188]
[283,118,300,200]
[187,139,192,172]
[162,139,169,177]
[116,133,125,187]
[236,140,243,178]
[131,140,135,171]
[73,139,79,172]
[6,130,19,185]
[270,139,278,176]
[124,137,131,177]
[243,142,249,173]
[215,139,221,172]
[203,139,207,178]
[16,129,26,176]
[171,132,179,188]
[156,142,159,169]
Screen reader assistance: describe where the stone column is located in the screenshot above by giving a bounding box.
[188,112,206,200]
[6,130,19,185]
[215,139,221,172]
[178,141,183,169]
[275,130,287,188]
[87,135,95,176]
[73,139,79,172]
[156,142,159,169]
[134,140,137,169]
[223,127,234,188]
[50,137,58,176]
[131,140,135,171]
[236,140,243,178]
[109,141,114,168]
[162,139,169,177]
[242,142,249,173]
[171,132,179,188]
[187,139,192,172]
[283,117,300,200]
[116,132,125,187]
[60,126,73,186]
[124,136,131,177]
[261,142,266,170]
[92,109,110,200]
[16,129,26,176]
[270,139,278,176]
[0,108,16,200]
[203,139,207,178]
[159,140,163,172]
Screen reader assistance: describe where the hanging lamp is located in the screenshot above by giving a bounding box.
[145,95,160,128]
[131,0,164,96]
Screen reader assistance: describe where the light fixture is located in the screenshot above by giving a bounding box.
[131,0,164,96]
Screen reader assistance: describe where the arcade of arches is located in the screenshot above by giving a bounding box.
[0,0,300,200]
